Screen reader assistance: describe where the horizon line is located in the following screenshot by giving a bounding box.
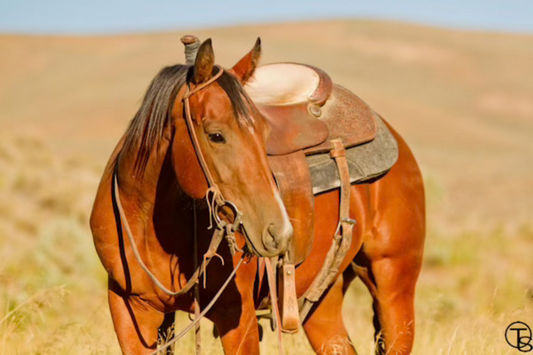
[1,16,532,38]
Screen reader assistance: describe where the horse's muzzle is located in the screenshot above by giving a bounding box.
[259,222,292,257]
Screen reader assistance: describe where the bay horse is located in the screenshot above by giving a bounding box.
[90,38,425,354]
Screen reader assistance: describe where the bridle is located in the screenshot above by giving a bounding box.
[181,65,248,256]
[179,66,284,355]
[113,65,258,353]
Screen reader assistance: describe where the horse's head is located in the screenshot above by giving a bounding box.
[171,38,292,258]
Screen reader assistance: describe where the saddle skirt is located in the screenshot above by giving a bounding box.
[306,113,398,195]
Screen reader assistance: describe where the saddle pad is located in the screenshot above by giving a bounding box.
[306,114,398,195]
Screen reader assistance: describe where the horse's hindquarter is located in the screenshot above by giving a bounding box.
[360,120,425,263]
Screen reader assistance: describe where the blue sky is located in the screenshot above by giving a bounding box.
[1,0,532,35]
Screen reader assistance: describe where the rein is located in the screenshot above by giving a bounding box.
[151,257,245,355]
[113,173,238,297]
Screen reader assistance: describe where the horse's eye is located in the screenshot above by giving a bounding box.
[208,133,226,144]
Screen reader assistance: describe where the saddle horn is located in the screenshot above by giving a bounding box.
[181,35,201,65]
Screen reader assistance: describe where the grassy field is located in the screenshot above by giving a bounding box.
[1,20,532,354]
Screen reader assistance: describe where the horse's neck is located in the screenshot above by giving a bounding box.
[116,136,186,231]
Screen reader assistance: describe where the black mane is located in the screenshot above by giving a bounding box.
[122,65,252,175]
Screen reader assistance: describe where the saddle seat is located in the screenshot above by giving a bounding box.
[245,63,378,156]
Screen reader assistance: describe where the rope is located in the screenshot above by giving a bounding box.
[193,200,201,355]
[113,172,227,297]
[152,257,245,355]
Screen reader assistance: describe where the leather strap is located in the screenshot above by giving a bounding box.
[113,171,227,297]
[183,66,225,204]
[192,200,201,355]
[330,139,355,244]
[278,262,299,333]
[184,67,224,99]
[265,257,284,355]
[298,139,356,321]
[268,151,315,265]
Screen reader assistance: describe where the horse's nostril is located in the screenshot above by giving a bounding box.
[262,224,279,252]
[268,223,277,237]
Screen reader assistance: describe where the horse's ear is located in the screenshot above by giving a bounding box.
[231,37,261,83]
[193,38,215,84]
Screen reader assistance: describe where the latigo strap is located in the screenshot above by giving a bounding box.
[298,139,356,321]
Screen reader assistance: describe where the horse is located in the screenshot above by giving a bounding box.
[90,37,425,355]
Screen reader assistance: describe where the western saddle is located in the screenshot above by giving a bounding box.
[245,62,388,332]
[246,63,377,156]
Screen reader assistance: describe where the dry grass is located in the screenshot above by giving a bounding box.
[1,19,532,354]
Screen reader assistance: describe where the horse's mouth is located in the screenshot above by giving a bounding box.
[240,224,280,258]
[240,225,263,257]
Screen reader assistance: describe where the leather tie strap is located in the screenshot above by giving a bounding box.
[265,257,285,355]
[183,66,224,99]
[330,139,356,241]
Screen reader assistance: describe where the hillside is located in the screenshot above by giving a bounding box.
[2,20,533,231]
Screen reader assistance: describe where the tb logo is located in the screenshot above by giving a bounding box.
[506,321,533,352]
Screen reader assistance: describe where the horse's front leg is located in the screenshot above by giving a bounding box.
[212,301,260,354]
[108,278,165,354]
[209,260,260,355]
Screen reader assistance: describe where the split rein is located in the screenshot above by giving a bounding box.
[112,175,246,297]
[113,66,252,353]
